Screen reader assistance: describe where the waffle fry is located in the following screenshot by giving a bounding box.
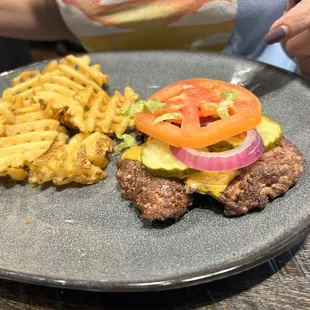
[82,132,113,168]
[110,87,139,137]
[0,92,61,178]
[0,102,15,126]
[0,54,139,185]
[61,55,109,89]
[3,55,108,102]
[11,71,41,86]
[28,132,113,185]
[0,119,60,173]
[39,85,139,136]
[5,119,59,136]
[0,168,27,181]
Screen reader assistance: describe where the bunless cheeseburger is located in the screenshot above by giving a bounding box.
[116,79,305,221]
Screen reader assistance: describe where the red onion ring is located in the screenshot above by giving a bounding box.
[170,129,264,172]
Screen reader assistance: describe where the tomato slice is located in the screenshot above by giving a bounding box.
[181,104,200,134]
[135,78,262,148]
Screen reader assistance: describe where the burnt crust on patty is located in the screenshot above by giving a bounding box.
[220,138,305,216]
[116,159,192,221]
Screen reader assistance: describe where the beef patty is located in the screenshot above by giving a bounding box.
[220,138,305,216]
[116,139,305,220]
[116,159,192,221]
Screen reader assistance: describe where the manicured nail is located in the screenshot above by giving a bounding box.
[264,26,288,45]
[287,0,295,11]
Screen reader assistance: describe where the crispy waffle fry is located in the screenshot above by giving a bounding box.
[3,55,137,137]
[0,125,5,136]
[29,132,113,185]
[95,92,118,134]
[5,119,59,136]
[61,55,109,88]
[11,71,41,86]
[0,54,139,185]
[0,93,61,177]
[0,168,28,181]
[111,87,139,137]
[3,55,108,103]
[82,132,113,168]
[38,85,139,136]
[0,102,15,125]
[0,119,60,172]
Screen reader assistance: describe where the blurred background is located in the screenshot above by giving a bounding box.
[0,38,85,73]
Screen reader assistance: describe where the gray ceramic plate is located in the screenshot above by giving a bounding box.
[0,51,309,292]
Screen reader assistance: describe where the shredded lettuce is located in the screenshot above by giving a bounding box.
[144,98,166,113]
[120,101,144,117]
[220,90,238,101]
[114,134,137,154]
[217,90,238,119]
[153,112,183,124]
[217,101,234,119]
[120,98,166,117]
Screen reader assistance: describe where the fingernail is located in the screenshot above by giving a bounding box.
[287,0,293,11]
[264,26,288,45]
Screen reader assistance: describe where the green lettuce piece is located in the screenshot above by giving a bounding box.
[120,101,144,117]
[220,90,238,101]
[120,98,166,117]
[114,134,137,154]
[217,101,234,119]
[153,112,183,124]
[144,98,166,113]
[217,90,238,119]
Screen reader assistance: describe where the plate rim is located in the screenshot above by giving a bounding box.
[0,51,309,292]
[0,216,309,292]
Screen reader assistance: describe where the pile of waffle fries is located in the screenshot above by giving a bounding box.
[0,55,139,185]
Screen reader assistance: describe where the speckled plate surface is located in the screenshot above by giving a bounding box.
[0,51,309,292]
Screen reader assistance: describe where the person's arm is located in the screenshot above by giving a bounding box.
[0,0,74,41]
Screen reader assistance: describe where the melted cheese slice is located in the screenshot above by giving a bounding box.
[185,170,239,198]
[121,145,144,161]
[121,143,238,199]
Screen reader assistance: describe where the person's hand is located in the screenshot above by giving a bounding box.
[265,0,310,78]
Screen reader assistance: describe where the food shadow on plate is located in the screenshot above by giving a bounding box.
[186,194,262,217]
[36,181,92,192]
[129,204,177,229]
[0,176,95,191]
[0,176,27,189]
[138,195,225,230]
[141,217,179,229]
[194,194,266,217]
[191,194,225,215]
[139,189,294,230]
[102,84,118,97]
